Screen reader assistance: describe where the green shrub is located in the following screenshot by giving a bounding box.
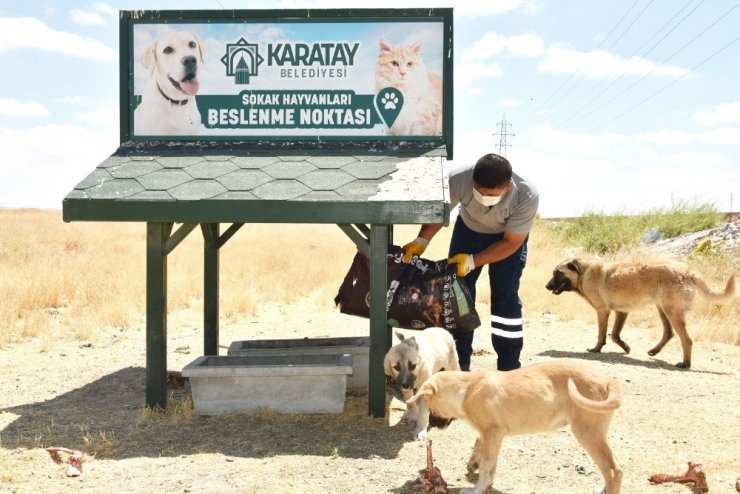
[554,202,723,254]
[644,201,723,238]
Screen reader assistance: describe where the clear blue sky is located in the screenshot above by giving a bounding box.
[1,0,738,217]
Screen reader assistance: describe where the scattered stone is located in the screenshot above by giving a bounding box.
[647,218,740,257]
[166,370,188,388]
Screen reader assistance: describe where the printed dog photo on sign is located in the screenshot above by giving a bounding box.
[134,30,205,136]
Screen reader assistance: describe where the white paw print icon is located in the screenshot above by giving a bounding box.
[381,91,399,110]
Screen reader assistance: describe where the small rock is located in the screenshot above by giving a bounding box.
[508,444,531,453]
[642,228,661,243]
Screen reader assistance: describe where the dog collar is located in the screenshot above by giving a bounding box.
[157,83,189,106]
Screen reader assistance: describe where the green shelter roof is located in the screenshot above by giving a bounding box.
[63,141,450,225]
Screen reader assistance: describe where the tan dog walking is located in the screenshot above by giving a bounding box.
[407,360,623,494]
[546,258,736,368]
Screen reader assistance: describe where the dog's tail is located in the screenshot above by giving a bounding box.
[693,272,736,303]
[567,378,622,413]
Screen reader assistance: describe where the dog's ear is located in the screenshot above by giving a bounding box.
[140,43,156,75]
[383,353,393,377]
[404,336,418,350]
[395,331,405,342]
[566,259,582,274]
[406,381,436,405]
[192,32,206,63]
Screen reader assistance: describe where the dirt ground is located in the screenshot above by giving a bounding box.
[1,299,738,494]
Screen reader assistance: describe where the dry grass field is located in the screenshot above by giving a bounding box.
[0,208,738,493]
[1,209,736,349]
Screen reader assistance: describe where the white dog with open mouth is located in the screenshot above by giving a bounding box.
[134,30,204,136]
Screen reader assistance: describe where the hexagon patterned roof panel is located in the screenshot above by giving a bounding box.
[63,141,450,225]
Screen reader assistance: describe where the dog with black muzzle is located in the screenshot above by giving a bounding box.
[134,30,205,136]
[384,327,460,440]
[546,257,736,368]
[406,360,624,494]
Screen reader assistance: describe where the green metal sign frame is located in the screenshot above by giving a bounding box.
[119,8,454,157]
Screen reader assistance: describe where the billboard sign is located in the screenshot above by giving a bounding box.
[122,9,453,145]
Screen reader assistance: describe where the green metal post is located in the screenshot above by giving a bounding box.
[146,222,170,409]
[368,224,390,417]
[202,223,220,356]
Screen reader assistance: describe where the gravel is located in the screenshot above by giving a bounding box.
[642,217,740,257]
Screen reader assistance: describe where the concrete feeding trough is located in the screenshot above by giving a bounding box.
[182,354,353,415]
[227,336,370,388]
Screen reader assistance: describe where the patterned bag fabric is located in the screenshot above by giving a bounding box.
[334,245,481,332]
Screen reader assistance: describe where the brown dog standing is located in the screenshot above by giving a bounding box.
[545,258,736,368]
[407,360,623,494]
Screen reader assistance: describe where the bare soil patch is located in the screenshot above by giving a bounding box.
[1,299,738,494]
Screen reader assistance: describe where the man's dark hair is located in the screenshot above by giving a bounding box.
[473,153,512,188]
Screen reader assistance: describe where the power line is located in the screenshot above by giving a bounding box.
[518,2,623,124]
[520,0,641,125]
[543,0,657,116]
[557,0,704,128]
[590,33,740,132]
[583,1,740,130]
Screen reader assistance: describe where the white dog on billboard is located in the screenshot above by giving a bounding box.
[134,30,205,136]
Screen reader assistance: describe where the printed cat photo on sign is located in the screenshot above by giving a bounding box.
[374,38,443,136]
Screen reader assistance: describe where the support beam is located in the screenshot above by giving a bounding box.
[354,223,370,237]
[216,223,243,249]
[164,222,197,255]
[202,223,220,356]
[337,223,370,256]
[368,224,390,417]
[146,222,171,409]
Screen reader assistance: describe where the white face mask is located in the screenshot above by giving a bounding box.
[473,188,503,207]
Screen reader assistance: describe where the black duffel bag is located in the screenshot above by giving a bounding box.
[334,245,480,333]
